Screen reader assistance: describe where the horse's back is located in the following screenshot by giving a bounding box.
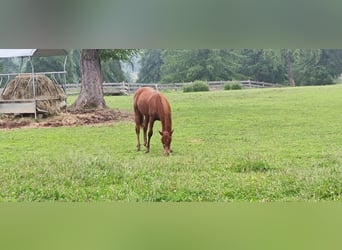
[134,87,155,103]
[134,87,155,97]
[134,87,156,114]
[134,87,171,116]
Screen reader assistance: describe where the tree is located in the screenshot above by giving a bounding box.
[72,49,140,110]
[256,49,297,86]
[66,49,136,84]
[293,49,342,85]
[238,49,287,83]
[101,59,126,83]
[67,49,81,83]
[159,49,241,83]
[72,49,104,109]
[157,49,342,85]
[284,49,296,86]
[261,49,334,86]
[26,53,78,83]
[137,49,164,83]
[0,57,23,74]
[319,49,342,79]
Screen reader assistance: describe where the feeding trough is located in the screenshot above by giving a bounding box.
[0,49,68,118]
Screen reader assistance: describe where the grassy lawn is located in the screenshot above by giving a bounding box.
[1,85,342,201]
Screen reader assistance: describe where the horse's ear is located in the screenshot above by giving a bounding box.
[159,131,163,136]
[171,130,174,135]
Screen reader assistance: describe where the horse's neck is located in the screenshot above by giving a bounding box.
[157,95,172,132]
[161,112,172,132]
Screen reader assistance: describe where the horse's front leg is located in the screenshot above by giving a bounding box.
[143,116,149,148]
[146,118,155,153]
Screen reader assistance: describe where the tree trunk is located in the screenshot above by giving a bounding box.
[286,50,296,87]
[72,49,107,109]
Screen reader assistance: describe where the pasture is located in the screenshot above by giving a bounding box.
[1,85,342,201]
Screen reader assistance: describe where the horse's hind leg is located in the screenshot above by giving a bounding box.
[135,126,141,151]
[135,113,142,151]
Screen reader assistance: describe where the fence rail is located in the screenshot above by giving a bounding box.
[1,80,281,96]
[64,80,282,95]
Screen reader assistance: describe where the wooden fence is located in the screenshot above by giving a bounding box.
[64,80,282,95]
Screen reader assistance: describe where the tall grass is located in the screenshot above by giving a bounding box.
[1,85,342,201]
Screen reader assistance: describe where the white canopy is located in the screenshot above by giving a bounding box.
[0,49,67,58]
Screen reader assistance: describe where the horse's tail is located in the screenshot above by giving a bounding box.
[133,104,143,127]
[138,113,143,127]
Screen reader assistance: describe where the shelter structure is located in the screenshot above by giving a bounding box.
[0,49,68,118]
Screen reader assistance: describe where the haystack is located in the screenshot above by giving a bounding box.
[1,74,66,115]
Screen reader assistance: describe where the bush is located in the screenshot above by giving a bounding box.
[224,82,231,90]
[183,81,209,92]
[224,81,242,90]
[231,83,242,90]
[183,85,194,92]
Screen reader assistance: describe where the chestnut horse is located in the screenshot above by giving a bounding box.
[133,87,173,155]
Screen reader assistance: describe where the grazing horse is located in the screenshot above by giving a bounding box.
[134,87,173,155]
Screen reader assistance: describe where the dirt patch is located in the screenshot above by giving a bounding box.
[0,108,134,129]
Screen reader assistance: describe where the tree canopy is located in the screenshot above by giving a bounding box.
[137,49,163,83]
[137,49,342,85]
[2,49,342,87]
[159,49,242,83]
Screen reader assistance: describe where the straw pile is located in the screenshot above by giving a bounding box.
[1,74,66,115]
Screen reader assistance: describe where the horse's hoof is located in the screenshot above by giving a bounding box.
[145,150,150,154]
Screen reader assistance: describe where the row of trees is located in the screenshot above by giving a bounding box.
[1,49,342,110]
[137,49,342,86]
[2,49,342,88]
[75,49,342,110]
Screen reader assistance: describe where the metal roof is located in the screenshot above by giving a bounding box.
[0,49,67,58]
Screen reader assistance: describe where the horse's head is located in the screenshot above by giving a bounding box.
[159,130,173,156]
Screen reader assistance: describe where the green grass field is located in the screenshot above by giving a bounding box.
[1,85,342,201]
